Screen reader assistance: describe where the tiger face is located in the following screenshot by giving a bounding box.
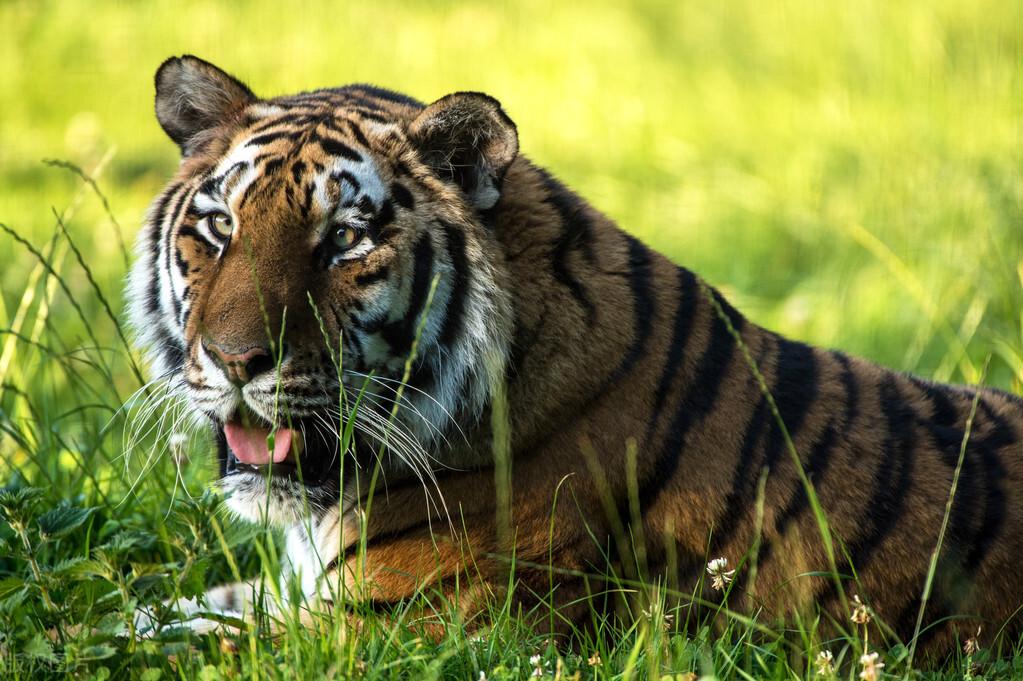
[129,56,516,525]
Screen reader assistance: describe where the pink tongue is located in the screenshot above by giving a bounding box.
[224,423,293,465]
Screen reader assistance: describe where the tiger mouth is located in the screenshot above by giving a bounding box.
[217,411,341,488]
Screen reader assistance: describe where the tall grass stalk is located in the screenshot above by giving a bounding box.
[903,358,990,675]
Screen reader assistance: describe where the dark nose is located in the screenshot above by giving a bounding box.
[204,342,276,386]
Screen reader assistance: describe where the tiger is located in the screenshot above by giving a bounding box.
[129,55,1023,652]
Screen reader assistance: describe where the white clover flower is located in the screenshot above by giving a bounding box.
[706,557,736,591]
[964,626,982,655]
[528,653,551,678]
[850,594,871,625]
[814,649,834,677]
[859,651,884,681]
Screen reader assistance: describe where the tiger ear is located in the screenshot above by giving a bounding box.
[154,55,256,156]
[409,92,518,211]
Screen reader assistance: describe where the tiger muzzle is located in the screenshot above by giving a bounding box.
[205,341,276,386]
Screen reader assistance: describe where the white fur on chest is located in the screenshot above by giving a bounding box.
[281,506,350,603]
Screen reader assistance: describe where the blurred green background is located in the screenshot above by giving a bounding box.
[2,0,1022,392]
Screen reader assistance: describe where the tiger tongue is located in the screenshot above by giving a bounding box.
[223,422,293,465]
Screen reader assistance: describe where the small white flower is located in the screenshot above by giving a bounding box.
[706,557,736,591]
[478,673,487,681]
[815,649,834,677]
[528,653,551,678]
[850,594,871,625]
[859,651,884,681]
[964,626,982,655]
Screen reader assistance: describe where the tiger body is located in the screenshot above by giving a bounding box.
[130,56,1023,649]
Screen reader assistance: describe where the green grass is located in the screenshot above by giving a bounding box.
[2,0,1023,677]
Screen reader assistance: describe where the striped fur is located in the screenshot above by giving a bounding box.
[130,56,1023,651]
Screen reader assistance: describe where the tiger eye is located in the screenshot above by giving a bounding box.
[205,212,233,240]
[333,224,364,252]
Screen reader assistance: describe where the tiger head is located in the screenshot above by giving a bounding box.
[128,56,516,525]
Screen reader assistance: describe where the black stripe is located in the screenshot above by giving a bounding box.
[355,265,389,287]
[352,108,388,124]
[219,161,248,191]
[340,84,424,109]
[892,593,956,645]
[379,234,434,357]
[336,91,388,112]
[910,376,959,428]
[375,199,395,232]
[159,330,185,372]
[334,170,361,194]
[964,397,1010,569]
[291,161,306,185]
[438,222,470,349]
[198,174,219,197]
[408,357,437,398]
[648,267,699,438]
[263,157,284,176]
[759,352,858,564]
[356,195,375,216]
[330,303,362,364]
[507,302,550,381]
[604,234,654,386]
[760,339,819,471]
[248,114,313,134]
[176,224,218,258]
[317,135,363,162]
[245,131,297,148]
[178,285,191,326]
[251,152,276,167]
[904,380,982,564]
[711,340,776,544]
[301,183,315,220]
[537,168,597,325]
[844,376,916,571]
[237,177,261,211]
[391,182,414,210]
[351,310,387,333]
[640,288,744,509]
[145,185,180,315]
[164,186,193,324]
[348,120,371,148]
[711,335,819,552]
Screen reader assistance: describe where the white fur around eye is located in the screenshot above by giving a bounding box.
[334,233,374,262]
[193,192,225,215]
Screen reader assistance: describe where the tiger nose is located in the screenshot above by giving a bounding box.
[204,342,276,386]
